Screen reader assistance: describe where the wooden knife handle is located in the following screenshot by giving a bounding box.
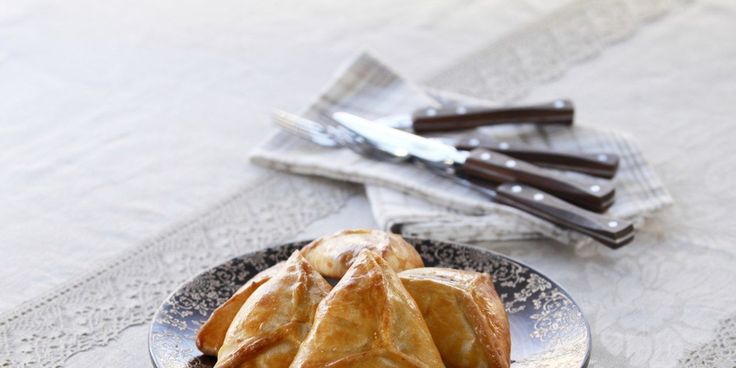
[492,182,634,248]
[411,99,574,133]
[455,137,620,178]
[459,149,615,212]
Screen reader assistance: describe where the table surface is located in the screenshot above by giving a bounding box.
[0,0,568,310]
[2,0,736,367]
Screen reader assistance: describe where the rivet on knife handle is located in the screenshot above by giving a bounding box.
[455,137,620,178]
[411,99,574,133]
[459,148,615,212]
[494,183,634,248]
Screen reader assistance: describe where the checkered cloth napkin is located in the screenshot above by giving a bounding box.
[251,52,672,246]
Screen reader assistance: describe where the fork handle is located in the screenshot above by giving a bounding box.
[411,100,574,133]
[455,137,619,178]
[492,182,634,248]
[458,149,615,212]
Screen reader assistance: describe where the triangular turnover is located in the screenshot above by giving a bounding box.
[215,251,331,368]
[290,249,444,368]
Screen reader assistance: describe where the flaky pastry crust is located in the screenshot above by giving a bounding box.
[399,267,511,368]
[196,262,284,356]
[300,229,423,279]
[290,250,444,368]
[215,251,331,368]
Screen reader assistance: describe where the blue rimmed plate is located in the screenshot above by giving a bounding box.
[149,238,590,367]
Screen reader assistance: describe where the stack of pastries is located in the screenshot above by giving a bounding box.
[196,229,511,368]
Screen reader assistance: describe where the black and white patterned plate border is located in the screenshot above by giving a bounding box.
[149,238,591,368]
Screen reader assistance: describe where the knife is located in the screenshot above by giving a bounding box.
[453,136,620,179]
[373,99,619,178]
[334,112,616,213]
[375,99,574,133]
[327,112,633,248]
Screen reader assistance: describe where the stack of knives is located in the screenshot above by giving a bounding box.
[274,100,635,248]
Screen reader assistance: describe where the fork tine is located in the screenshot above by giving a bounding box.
[272,111,310,136]
[273,111,317,138]
[272,111,339,147]
[273,111,317,133]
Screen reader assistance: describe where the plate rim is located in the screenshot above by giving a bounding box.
[148,237,591,368]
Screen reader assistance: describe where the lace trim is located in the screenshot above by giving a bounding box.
[678,315,736,368]
[0,0,695,366]
[428,0,691,102]
[0,174,356,367]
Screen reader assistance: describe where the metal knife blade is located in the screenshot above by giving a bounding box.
[329,111,633,247]
[331,112,467,168]
[333,112,616,212]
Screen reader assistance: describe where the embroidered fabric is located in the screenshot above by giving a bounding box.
[678,316,736,368]
[3,0,724,367]
[427,0,692,101]
[0,175,356,367]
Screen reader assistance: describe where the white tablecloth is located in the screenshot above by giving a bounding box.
[2,0,736,367]
[0,0,568,310]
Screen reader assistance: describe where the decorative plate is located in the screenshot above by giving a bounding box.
[149,238,590,367]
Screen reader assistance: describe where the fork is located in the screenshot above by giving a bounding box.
[272,111,634,248]
[278,111,616,213]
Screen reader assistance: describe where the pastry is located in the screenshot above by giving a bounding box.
[399,268,511,368]
[290,249,444,368]
[300,229,423,279]
[196,262,284,356]
[215,251,331,368]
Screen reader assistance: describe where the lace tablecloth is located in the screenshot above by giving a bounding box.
[2,0,736,367]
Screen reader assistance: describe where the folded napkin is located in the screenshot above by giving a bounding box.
[251,52,672,246]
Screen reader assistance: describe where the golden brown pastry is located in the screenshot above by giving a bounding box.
[399,268,511,368]
[290,249,444,368]
[215,251,331,368]
[196,262,284,356]
[300,229,423,279]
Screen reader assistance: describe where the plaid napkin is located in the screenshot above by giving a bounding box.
[251,52,672,246]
